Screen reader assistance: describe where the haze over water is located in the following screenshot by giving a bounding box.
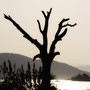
[52,80,90,90]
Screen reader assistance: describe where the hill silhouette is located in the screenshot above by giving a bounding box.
[0,53,89,79]
[77,65,90,72]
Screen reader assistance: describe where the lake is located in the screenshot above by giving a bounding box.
[51,80,90,90]
[0,79,90,90]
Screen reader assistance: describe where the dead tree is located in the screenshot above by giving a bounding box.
[4,8,76,89]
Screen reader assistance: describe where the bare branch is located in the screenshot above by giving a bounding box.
[59,18,70,26]
[4,14,12,20]
[58,28,67,40]
[33,54,41,61]
[63,23,77,27]
[41,8,52,19]
[49,40,57,54]
[55,18,69,38]
[41,8,52,53]
[49,28,67,54]
[4,14,41,49]
[43,8,52,33]
[37,20,43,34]
[47,8,52,18]
[50,18,76,55]
[42,11,47,18]
[54,52,60,56]
[55,18,77,39]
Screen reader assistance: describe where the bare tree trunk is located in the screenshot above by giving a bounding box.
[41,58,52,89]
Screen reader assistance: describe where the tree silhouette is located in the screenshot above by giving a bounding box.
[2,61,8,79]
[0,60,56,90]
[25,62,32,89]
[4,8,76,89]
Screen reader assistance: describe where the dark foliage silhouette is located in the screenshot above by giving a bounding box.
[4,8,76,89]
[0,60,56,90]
[71,73,90,81]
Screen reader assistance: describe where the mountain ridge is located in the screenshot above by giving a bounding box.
[0,53,89,79]
[77,65,90,72]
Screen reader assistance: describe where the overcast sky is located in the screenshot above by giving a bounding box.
[0,0,90,66]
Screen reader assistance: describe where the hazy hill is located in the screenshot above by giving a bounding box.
[0,53,89,79]
[77,65,90,72]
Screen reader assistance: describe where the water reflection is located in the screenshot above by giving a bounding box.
[51,80,90,90]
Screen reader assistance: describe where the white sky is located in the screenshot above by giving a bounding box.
[0,0,90,66]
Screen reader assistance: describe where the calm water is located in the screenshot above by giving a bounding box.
[0,79,90,90]
[51,80,90,90]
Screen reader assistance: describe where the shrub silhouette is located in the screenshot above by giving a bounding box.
[71,73,90,81]
[4,8,76,89]
[0,60,56,90]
